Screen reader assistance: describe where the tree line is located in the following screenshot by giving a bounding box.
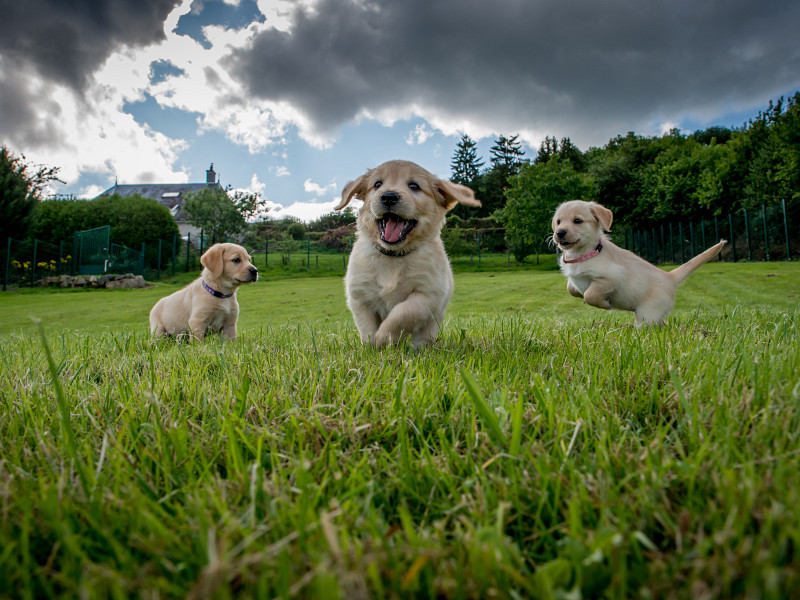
[450,92,800,260]
[3,92,798,264]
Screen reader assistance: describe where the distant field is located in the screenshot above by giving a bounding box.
[0,262,798,597]
[0,261,796,337]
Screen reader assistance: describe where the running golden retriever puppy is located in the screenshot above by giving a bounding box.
[552,200,726,326]
[336,160,481,347]
[149,243,257,340]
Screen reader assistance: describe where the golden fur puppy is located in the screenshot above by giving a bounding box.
[149,243,257,340]
[336,160,481,347]
[552,200,726,326]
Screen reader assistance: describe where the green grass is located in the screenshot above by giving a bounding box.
[0,262,799,598]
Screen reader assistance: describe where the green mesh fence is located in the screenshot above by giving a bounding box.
[622,199,797,264]
[2,238,67,290]
[75,226,110,275]
[109,243,143,275]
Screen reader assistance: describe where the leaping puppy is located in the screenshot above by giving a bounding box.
[552,200,726,326]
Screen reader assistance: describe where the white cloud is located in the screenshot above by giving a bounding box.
[275,165,291,177]
[406,123,434,145]
[266,198,361,223]
[303,178,336,197]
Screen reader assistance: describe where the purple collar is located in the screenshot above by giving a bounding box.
[562,243,602,264]
[202,280,233,298]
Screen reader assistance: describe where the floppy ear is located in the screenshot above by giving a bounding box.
[200,244,225,278]
[589,202,613,231]
[335,175,367,210]
[435,179,481,211]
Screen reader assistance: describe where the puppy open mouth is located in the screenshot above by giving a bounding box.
[377,213,417,244]
[558,240,576,249]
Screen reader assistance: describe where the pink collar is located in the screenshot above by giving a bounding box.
[561,243,602,264]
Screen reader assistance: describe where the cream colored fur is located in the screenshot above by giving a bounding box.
[149,243,257,340]
[552,200,726,326]
[336,160,481,347]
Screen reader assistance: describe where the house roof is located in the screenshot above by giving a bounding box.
[95,182,221,221]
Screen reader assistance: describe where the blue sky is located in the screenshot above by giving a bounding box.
[2,0,799,221]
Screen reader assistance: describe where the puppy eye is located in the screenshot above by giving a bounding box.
[574,218,583,224]
[556,219,561,225]
[373,181,383,189]
[232,257,241,263]
[408,182,420,192]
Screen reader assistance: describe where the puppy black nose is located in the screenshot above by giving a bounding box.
[556,229,567,239]
[249,267,258,275]
[380,191,400,206]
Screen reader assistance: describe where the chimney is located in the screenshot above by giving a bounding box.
[206,163,216,184]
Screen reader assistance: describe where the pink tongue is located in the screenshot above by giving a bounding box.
[383,218,405,243]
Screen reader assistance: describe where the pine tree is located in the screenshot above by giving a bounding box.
[450,134,484,185]
[535,135,560,164]
[489,134,525,179]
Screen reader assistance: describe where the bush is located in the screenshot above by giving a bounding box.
[286,222,307,240]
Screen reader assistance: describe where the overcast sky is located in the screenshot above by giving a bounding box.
[1,0,799,221]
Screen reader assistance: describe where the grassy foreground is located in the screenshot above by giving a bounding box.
[0,263,799,598]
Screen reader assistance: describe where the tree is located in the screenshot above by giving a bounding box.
[535,136,584,170]
[489,134,526,180]
[184,187,254,242]
[1,146,62,242]
[229,188,270,223]
[535,136,560,164]
[498,156,593,261]
[450,134,484,185]
[307,207,357,232]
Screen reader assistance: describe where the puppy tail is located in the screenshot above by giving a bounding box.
[668,240,727,286]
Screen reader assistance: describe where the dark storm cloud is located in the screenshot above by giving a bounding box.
[0,0,181,91]
[229,0,800,144]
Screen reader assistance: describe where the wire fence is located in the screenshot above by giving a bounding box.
[619,199,797,264]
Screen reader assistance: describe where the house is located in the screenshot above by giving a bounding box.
[95,164,221,239]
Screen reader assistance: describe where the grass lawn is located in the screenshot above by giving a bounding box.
[0,261,798,598]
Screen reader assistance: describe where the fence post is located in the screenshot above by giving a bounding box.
[58,240,64,276]
[477,232,482,267]
[743,209,751,261]
[660,226,665,264]
[200,230,204,255]
[690,222,695,257]
[186,232,191,272]
[157,238,162,280]
[172,235,177,277]
[31,239,38,288]
[700,220,706,250]
[652,228,656,263]
[3,237,11,291]
[669,223,674,263]
[762,204,769,261]
[265,237,269,268]
[73,231,79,276]
[782,199,792,260]
[307,236,310,268]
[140,242,146,276]
[728,213,736,262]
[679,223,684,263]
[714,217,721,260]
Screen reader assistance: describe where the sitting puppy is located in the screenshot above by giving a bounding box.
[552,200,726,326]
[336,160,481,347]
[150,242,257,340]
